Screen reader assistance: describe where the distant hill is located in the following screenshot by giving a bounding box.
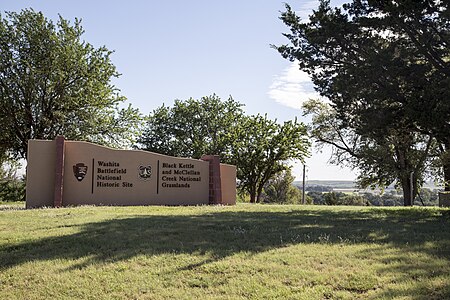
[293,180,356,189]
[293,180,441,191]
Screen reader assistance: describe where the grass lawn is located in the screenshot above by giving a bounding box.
[1,203,449,299]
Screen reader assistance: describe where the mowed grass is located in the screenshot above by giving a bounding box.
[0,204,449,299]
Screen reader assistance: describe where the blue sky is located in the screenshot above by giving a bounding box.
[3,0,356,181]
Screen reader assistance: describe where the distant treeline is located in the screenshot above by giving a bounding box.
[305,189,439,207]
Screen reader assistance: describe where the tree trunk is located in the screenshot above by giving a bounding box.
[442,141,450,191]
[249,190,257,203]
[401,175,413,206]
[443,154,450,191]
[256,184,264,203]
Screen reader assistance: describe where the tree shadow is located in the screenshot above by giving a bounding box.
[1,208,449,296]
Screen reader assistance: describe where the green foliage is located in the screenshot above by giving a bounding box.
[261,168,301,204]
[0,9,142,158]
[323,192,339,206]
[338,194,369,206]
[322,192,369,206]
[232,115,310,203]
[0,177,25,202]
[310,191,371,206]
[276,1,449,204]
[138,96,310,204]
[138,94,243,162]
[309,189,439,207]
[236,191,250,203]
[0,160,25,202]
[418,188,439,206]
[307,191,325,205]
[361,192,404,207]
[303,99,433,206]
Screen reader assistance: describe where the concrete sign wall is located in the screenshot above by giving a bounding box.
[26,137,236,208]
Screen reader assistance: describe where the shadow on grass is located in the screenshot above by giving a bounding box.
[1,208,449,296]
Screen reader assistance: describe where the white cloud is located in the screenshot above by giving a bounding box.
[294,0,347,21]
[294,0,320,21]
[268,62,320,110]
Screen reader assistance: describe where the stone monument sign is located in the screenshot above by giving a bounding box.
[26,137,236,208]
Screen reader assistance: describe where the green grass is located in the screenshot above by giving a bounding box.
[1,204,449,299]
[0,201,25,208]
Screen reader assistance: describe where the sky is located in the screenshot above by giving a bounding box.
[2,0,356,181]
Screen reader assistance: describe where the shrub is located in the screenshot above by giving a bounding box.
[0,160,25,202]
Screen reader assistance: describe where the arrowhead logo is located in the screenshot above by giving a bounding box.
[73,163,88,182]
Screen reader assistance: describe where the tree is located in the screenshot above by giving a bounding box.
[302,99,433,206]
[0,9,142,159]
[338,194,369,206]
[276,0,449,204]
[352,0,450,191]
[323,191,369,206]
[323,192,340,206]
[137,94,244,162]
[261,168,301,204]
[307,191,324,205]
[233,115,309,203]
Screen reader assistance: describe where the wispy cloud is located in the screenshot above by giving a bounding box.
[294,0,346,20]
[268,62,320,110]
[294,0,320,21]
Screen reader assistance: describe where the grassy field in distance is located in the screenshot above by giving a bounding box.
[1,203,449,299]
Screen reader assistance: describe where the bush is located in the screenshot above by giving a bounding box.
[339,194,369,206]
[0,177,25,202]
[261,169,302,204]
[308,191,325,205]
[0,160,26,202]
[320,192,369,206]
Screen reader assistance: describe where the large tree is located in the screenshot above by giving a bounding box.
[233,115,309,203]
[276,0,449,203]
[303,99,434,205]
[137,94,244,162]
[0,9,141,159]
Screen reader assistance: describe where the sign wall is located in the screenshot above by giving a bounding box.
[26,138,236,208]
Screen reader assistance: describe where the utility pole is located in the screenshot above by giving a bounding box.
[302,164,306,204]
[410,171,414,206]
